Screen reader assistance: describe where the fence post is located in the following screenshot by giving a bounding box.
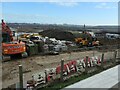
[19,65,23,89]
[85,56,88,74]
[93,50,95,57]
[118,49,120,63]
[44,70,48,83]
[60,59,64,82]
[113,50,117,65]
[101,53,104,70]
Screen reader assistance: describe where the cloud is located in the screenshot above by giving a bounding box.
[49,0,79,7]
[95,2,117,9]
[52,2,78,7]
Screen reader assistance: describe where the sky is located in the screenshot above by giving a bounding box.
[1,2,118,25]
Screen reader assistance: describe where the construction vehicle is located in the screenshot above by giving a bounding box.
[92,38,100,46]
[29,33,43,41]
[74,25,89,46]
[2,19,27,60]
[75,31,100,47]
[75,37,88,47]
[20,34,30,39]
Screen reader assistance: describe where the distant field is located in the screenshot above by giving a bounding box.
[8,23,119,33]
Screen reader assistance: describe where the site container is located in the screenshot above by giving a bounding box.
[33,40,44,53]
[26,44,38,56]
[48,44,55,51]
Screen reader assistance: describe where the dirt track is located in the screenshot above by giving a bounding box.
[1,50,115,88]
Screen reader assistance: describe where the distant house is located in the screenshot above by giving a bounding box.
[95,31,120,39]
[106,33,120,39]
[95,32,106,38]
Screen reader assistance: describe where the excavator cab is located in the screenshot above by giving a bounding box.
[2,33,10,43]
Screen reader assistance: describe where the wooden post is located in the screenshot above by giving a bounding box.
[118,49,120,63]
[113,50,117,65]
[44,70,48,83]
[19,65,23,89]
[60,59,64,82]
[93,50,95,57]
[85,56,88,74]
[101,53,104,69]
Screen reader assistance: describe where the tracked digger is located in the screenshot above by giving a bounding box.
[75,31,100,47]
[2,19,27,61]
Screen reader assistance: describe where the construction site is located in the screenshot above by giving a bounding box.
[0,19,120,90]
[0,1,120,90]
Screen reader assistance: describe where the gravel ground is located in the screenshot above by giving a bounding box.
[1,50,116,88]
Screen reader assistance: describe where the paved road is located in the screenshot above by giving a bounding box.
[63,65,120,90]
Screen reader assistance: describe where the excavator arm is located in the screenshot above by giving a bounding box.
[2,19,13,42]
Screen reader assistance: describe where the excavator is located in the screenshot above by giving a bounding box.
[2,19,27,60]
[75,31,100,47]
[75,24,100,47]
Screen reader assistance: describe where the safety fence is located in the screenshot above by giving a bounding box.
[4,50,120,90]
[30,50,120,90]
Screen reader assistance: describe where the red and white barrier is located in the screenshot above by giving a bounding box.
[67,60,77,73]
[45,68,56,81]
[56,64,70,76]
[90,58,94,67]
[76,59,84,72]
[91,56,102,66]
[33,72,46,86]
[26,72,46,88]
[26,56,104,88]
[84,57,91,67]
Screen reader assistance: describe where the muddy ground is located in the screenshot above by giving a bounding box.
[1,50,116,88]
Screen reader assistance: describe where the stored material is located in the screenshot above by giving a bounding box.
[26,44,38,56]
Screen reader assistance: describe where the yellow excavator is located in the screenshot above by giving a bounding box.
[75,31,100,47]
[75,37,88,46]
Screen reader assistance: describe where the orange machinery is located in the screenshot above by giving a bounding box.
[75,31,99,47]
[2,19,27,60]
[75,38,88,46]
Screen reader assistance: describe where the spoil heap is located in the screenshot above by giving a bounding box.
[39,30,75,41]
